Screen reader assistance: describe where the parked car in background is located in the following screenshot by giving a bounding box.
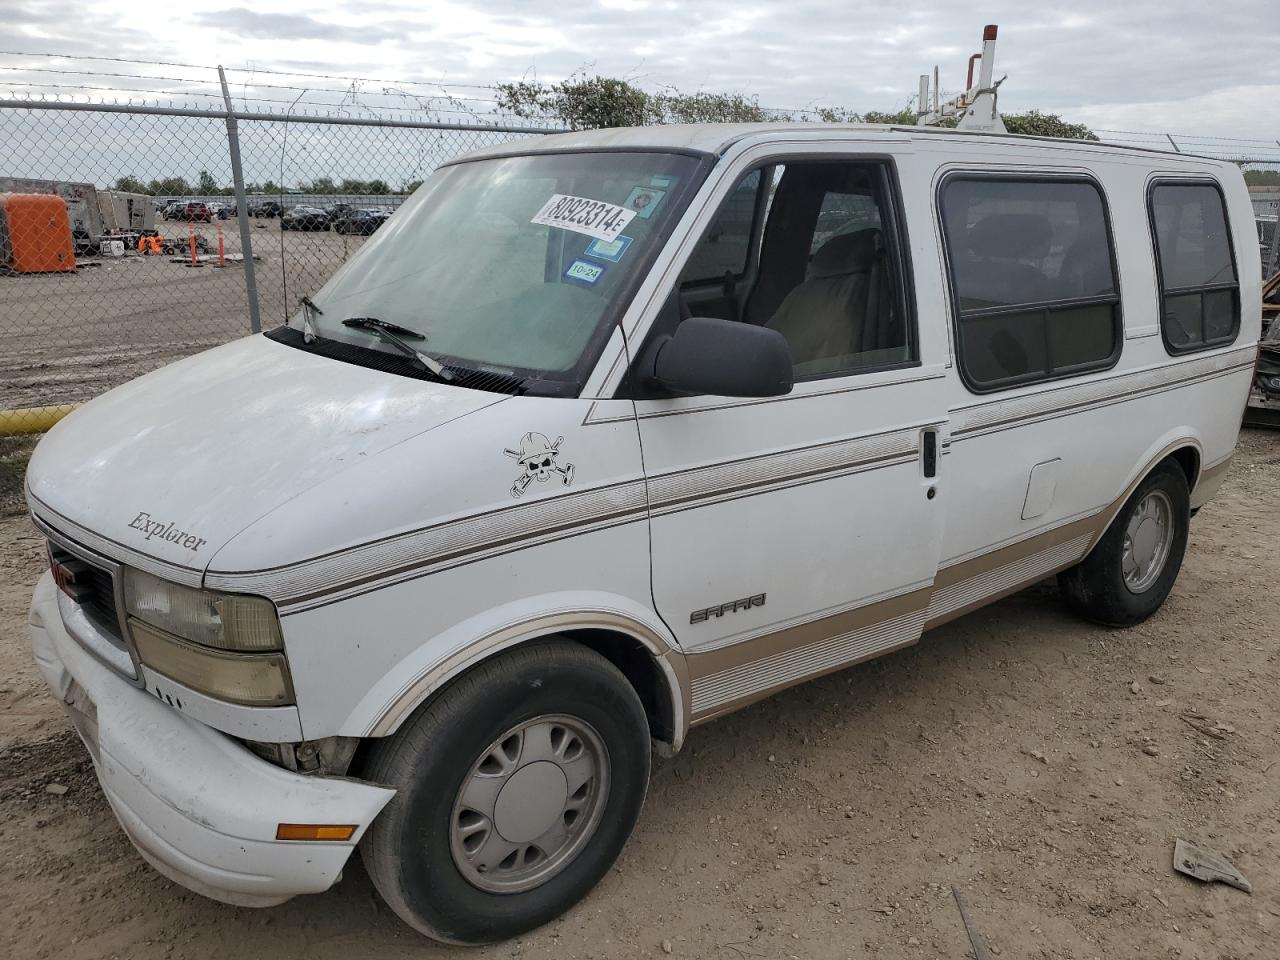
[207,201,233,220]
[331,208,390,236]
[180,202,213,223]
[324,202,361,221]
[281,205,330,231]
[248,199,283,218]
[161,201,187,221]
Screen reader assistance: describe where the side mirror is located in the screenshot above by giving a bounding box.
[643,316,793,398]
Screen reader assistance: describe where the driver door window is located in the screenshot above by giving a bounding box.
[671,159,915,382]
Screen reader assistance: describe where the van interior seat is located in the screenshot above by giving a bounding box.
[958,213,1054,308]
[766,228,881,365]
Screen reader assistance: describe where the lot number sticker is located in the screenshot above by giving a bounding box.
[532,194,636,243]
[564,259,607,286]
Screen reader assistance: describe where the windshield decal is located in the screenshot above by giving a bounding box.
[564,259,606,287]
[623,185,666,220]
[531,193,635,242]
[504,432,576,498]
[585,235,632,263]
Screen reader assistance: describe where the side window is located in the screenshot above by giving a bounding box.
[1149,181,1239,353]
[664,159,916,387]
[679,169,761,285]
[940,177,1121,391]
[810,191,881,254]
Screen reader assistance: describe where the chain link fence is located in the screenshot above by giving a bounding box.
[0,96,552,434]
[3,73,1277,439]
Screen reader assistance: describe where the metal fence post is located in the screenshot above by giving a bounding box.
[217,66,262,334]
[1268,212,1280,279]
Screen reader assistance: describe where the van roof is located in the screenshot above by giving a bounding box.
[454,122,1234,169]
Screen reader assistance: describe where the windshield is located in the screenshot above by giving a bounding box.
[293,150,702,391]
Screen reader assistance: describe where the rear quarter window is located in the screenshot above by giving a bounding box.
[1148,180,1240,354]
[939,175,1122,392]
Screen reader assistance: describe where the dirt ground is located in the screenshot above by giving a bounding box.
[0,218,366,412]
[0,431,1277,960]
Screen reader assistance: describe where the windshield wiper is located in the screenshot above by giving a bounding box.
[299,295,323,343]
[342,317,454,381]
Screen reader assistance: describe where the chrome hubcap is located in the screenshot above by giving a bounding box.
[1122,490,1174,593]
[449,715,608,893]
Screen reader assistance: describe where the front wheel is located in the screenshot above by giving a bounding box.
[1058,460,1190,626]
[359,639,651,944]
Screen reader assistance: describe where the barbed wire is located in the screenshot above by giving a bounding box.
[1,51,1276,161]
[0,49,499,93]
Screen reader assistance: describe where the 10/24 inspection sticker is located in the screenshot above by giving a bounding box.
[532,194,636,243]
[564,258,607,286]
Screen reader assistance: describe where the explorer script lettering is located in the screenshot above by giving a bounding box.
[128,511,207,552]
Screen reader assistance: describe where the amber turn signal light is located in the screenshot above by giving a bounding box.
[275,823,357,841]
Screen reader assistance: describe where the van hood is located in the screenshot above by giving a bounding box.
[26,335,503,573]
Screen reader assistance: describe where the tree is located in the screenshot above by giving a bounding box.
[1245,170,1280,187]
[403,179,425,194]
[148,176,191,197]
[113,175,149,194]
[367,179,390,195]
[862,108,919,125]
[497,76,655,129]
[196,169,219,195]
[496,75,1097,141]
[656,90,769,124]
[1002,110,1097,141]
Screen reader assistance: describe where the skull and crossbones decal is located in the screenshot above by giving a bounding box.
[504,432,575,498]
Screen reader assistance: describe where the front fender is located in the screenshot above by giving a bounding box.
[342,590,689,748]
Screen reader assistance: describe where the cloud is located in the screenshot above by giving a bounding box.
[192,8,406,44]
[0,0,1277,139]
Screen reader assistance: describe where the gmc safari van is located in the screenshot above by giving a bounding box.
[26,123,1259,944]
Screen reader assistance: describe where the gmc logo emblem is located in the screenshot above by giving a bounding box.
[49,553,92,603]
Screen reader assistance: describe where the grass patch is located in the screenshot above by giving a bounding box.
[0,435,37,518]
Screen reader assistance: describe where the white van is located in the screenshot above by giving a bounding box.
[26,123,1259,943]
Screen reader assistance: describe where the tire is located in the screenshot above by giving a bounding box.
[1058,460,1190,626]
[359,639,651,945]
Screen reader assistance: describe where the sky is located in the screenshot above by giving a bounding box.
[2,0,1278,149]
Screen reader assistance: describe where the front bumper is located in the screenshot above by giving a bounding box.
[28,572,395,907]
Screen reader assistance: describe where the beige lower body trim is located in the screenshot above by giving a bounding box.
[1190,455,1232,509]
[683,517,1104,724]
[683,440,1208,726]
[925,532,1093,629]
[687,590,931,721]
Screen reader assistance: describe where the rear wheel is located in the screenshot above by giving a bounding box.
[1058,460,1190,626]
[359,639,651,945]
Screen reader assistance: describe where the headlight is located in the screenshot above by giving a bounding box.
[123,568,282,651]
[123,568,293,706]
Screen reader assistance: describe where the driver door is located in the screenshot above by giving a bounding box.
[631,149,949,722]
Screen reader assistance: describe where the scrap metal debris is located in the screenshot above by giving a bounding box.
[1180,712,1235,740]
[1173,839,1252,894]
[952,886,993,960]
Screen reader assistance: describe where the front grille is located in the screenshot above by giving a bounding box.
[49,544,123,642]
